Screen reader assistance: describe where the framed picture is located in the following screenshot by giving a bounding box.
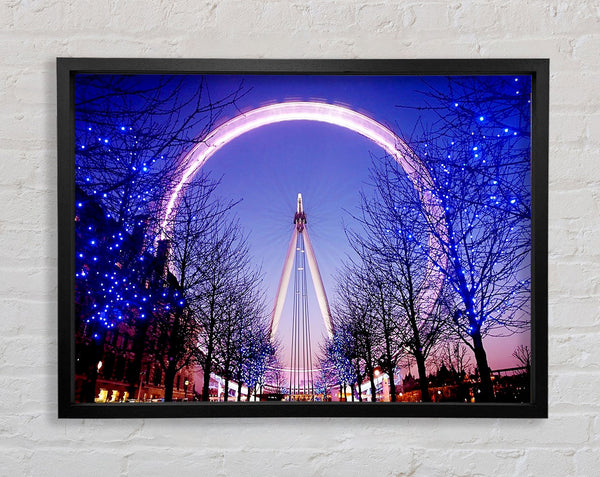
[58,58,548,418]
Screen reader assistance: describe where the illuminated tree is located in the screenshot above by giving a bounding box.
[241,326,277,402]
[392,76,532,400]
[319,331,356,402]
[75,75,245,230]
[214,272,268,402]
[330,263,381,402]
[74,76,246,401]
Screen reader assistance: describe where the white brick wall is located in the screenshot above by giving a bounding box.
[0,1,598,475]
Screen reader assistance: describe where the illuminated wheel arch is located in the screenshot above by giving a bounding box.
[158,101,448,339]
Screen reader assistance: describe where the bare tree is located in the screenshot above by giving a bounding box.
[343,164,448,402]
[331,262,382,401]
[512,344,531,370]
[187,213,255,401]
[214,270,267,402]
[393,76,532,400]
[362,257,404,402]
[147,177,235,401]
[319,331,356,402]
[435,341,472,378]
[74,76,246,402]
[242,324,277,402]
[75,75,246,230]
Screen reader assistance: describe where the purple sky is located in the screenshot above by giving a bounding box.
[190,74,531,372]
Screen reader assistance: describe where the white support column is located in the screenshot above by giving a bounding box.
[303,226,334,338]
[269,228,298,338]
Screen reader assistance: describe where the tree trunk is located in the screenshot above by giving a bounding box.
[163,364,177,402]
[369,375,377,402]
[388,371,397,402]
[472,330,494,401]
[237,380,242,402]
[127,318,150,399]
[82,365,99,403]
[224,377,230,402]
[356,374,363,402]
[414,350,431,402]
[201,353,212,402]
[81,340,103,402]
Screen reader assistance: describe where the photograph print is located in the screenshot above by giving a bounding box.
[60,59,545,417]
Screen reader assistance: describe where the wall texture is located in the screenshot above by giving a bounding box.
[1,1,599,475]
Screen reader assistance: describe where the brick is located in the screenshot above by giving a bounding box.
[549,186,600,219]
[549,296,600,328]
[552,71,600,109]
[494,415,591,446]
[552,112,588,144]
[586,112,600,145]
[572,33,600,66]
[574,447,600,476]
[551,332,600,370]
[356,4,405,33]
[548,261,600,297]
[551,372,600,407]
[30,449,123,477]
[125,449,223,476]
[11,0,67,32]
[0,448,32,476]
[519,449,577,476]
[413,448,523,476]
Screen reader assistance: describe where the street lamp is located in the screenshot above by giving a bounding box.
[184,379,189,401]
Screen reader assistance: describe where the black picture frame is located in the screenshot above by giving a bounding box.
[57,58,548,418]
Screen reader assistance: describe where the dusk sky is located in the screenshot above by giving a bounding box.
[75,72,531,376]
[182,74,531,372]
